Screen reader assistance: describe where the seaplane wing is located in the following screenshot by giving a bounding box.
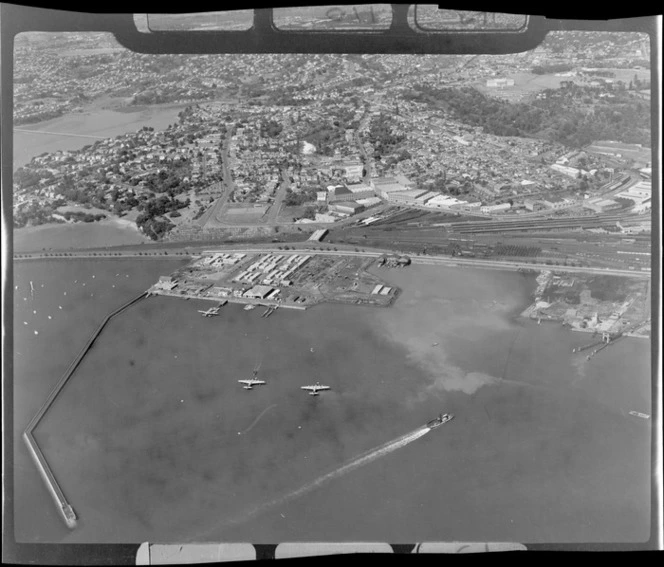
[198,308,218,316]
[301,384,330,393]
[238,379,266,386]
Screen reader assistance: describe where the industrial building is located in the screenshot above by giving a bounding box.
[541,196,573,210]
[356,196,383,209]
[387,189,433,205]
[329,201,365,215]
[196,252,247,267]
[550,163,588,178]
[480,202,512,214]
[583,198,622,213]
[372,177,409,199]
[425,194,471,209]
[346,183,375,200]
[154,276,178,291]
[328,159,364,182]
[233,254,312,287]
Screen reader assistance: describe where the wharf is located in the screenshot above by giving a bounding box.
[152,289,308,310]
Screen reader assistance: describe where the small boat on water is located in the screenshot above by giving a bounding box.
[427,413,454,430]
[629,411,650,419]
[244,304,257,311]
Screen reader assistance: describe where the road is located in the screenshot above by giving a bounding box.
[355,112,373,184]
[265,167,291,224]
[14,241,652,279]
[197,127,236,228]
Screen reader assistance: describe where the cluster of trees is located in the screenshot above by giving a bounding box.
[584,69,616,78]
[302,123,345,156]
[588,276,630,302]
[405,84,650,148]
[260,119,283,138]
[136,194,190,240]
[13,202,57,228]
[283,186,318,207]
[60,211,106,223]
[138,194,190,218]
[368,113,407,160]
[141,164,192,196]
[132,87,212,105]
[531,63,574,75]
[14,167,52,190]
[382,149,412,169]
[300,205,318,220]
[15,108,66,126]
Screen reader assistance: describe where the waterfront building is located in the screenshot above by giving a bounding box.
[245,285,275,299]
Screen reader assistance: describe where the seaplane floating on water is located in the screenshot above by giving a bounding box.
[629,411,650,419]
[301,382,331,396]
[198,307,220,317]
[238,364,266,390]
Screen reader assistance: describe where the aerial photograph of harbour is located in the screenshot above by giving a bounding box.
[6,6,657,552]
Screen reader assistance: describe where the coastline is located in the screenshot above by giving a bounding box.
[13,220,150,253]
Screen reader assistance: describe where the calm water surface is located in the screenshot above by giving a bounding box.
[13,260,651,543]
[13,107,184,169]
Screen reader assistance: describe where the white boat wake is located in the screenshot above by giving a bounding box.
[238,404,277,435]
[278,426,430,504]
[192,426,430,540]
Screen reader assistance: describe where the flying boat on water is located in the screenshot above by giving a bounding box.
[198,307,220,317]
[239,363,266,390]
[629,411,650,419]
[301,382,331,396]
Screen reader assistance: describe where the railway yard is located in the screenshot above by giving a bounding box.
[326,205,652,274]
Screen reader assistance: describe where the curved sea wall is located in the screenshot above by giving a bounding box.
[23,291,147,529]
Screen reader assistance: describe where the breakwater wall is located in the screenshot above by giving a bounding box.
[23,291,148,529]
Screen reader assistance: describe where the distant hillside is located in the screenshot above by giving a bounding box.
[403,83,651,148]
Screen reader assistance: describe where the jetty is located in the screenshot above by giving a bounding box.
[262,306,278,318]
[23,291,147,529]
[572,340,605,354]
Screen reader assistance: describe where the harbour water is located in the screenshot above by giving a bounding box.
[13,260,651,543]
[13,106,185,170]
